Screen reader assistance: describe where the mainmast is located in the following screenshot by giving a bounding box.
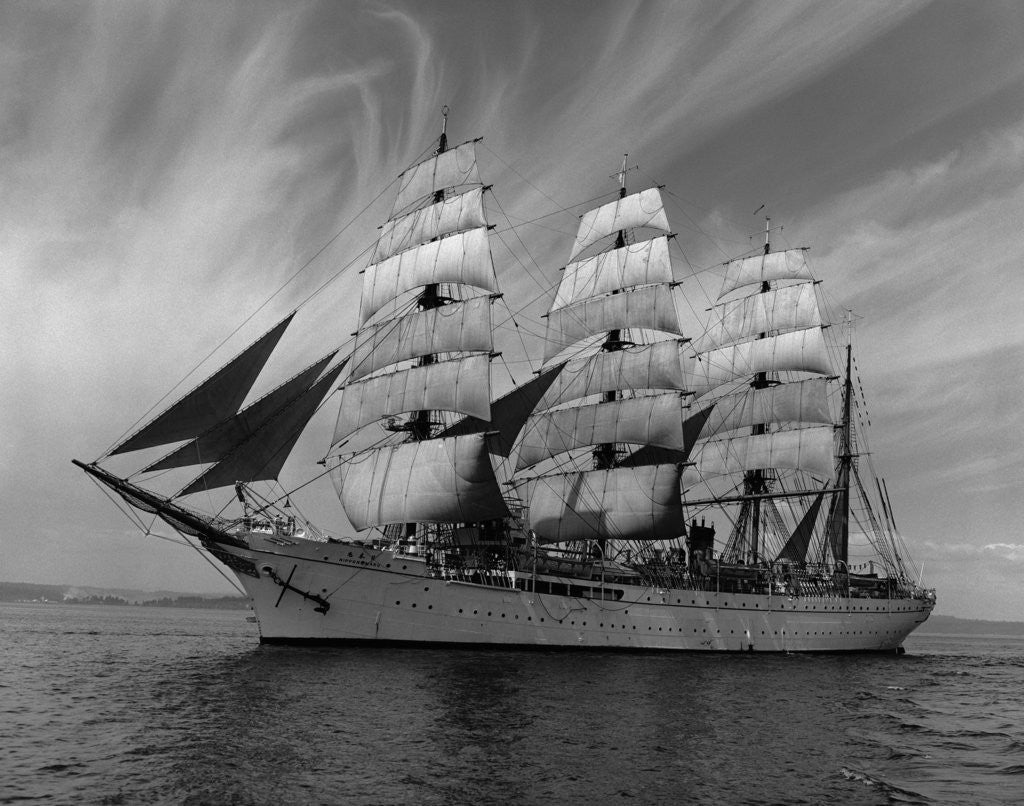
[514,166,686,547]
[593,154,632,471]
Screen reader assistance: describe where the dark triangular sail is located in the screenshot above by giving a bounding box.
[142,352,339,472]
[777,486,827,563]
[110,313,296,455]
[176,360,345,497]
[437,364,564,457]
[617,404,715,468]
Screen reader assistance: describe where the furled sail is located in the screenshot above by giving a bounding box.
[359,227,497,325]
[697,282,822,352]
[685,426,836,483]
[373,187,486,263]
[690,327,834,396]
[332,434,510,529]
[570,188,670,260]
[553,236,672,310]
[543,284,684,362]
[391,140,481,216]
[145,352,339,472]
[518,464,683,543]
[348,296,493,381]
[110,312,295,455]
[536,340,688,410]
[698,378,831,438]
[333,354,491,445]
[516,393,685,471]
[719,248,814,299]
[177,361,346,497]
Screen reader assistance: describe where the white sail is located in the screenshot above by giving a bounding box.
[537,340,688,410]
[553,236,672,311]
[333,355,492,445]
[332,434,509,530]
[690,327,833,396]
[685,426,835,483]
[391,141,481,216]
[699,378,831,438]
[570,188,671,260]
[697,282,821,352]
[543,284,684,363]
[516,393,685,470]
[360,228,496,325]
[519,464,683,543]
[349,296,493,382]
[373,187,486,263]
[719,248,814,299]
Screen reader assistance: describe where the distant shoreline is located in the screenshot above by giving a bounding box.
[0,581,247,609]
[913,614,1024,637]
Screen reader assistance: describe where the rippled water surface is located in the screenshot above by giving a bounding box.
[1,603,1021,805]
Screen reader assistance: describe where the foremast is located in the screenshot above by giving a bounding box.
[404,106,451,443]
[328,109,513,535]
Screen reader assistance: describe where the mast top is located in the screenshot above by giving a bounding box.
[610,154,637,199]
[438,105,449,154]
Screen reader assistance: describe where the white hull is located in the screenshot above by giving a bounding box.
[222,534,933,652]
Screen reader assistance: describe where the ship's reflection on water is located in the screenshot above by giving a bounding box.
[5,604,1015,806]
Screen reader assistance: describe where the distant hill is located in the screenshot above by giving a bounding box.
[0,581,247,609]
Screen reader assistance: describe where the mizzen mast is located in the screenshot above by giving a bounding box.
[737,216,775,564]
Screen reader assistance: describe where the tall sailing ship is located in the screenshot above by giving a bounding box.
[76,112,935,651]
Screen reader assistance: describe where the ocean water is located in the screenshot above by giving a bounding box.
[1,604,1021,805]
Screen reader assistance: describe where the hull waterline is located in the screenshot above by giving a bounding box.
[222,533,933,652]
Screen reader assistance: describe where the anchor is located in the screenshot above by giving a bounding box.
[266,564,331,614]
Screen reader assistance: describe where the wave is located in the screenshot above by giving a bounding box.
[840,767,930,804]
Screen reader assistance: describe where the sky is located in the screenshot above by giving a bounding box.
[2,1,1023,620]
